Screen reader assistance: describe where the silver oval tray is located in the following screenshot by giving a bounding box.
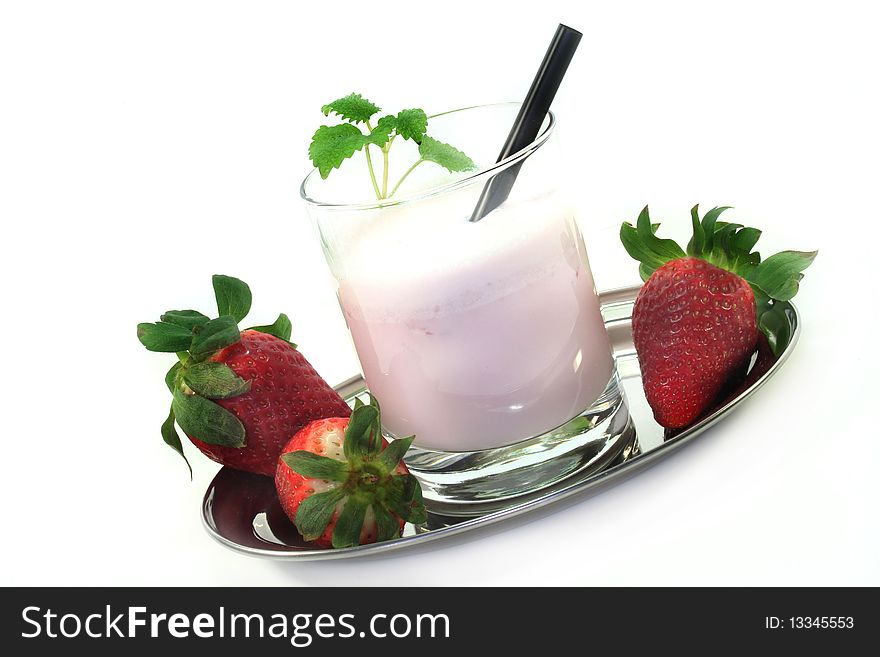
[202,284,799,560]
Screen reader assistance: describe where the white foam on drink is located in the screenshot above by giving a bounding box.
[338,190,579,322]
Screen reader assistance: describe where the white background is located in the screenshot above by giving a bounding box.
[1,0,878,586]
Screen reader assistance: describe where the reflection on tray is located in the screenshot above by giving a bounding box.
[201,286,799,559]
[664,336,778,442]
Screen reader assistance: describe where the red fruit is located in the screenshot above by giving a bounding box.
[621,205,816,428]
[188,330,352,476]
[632,258,757,428]
[138,275,350,476]
[275,399,426,548]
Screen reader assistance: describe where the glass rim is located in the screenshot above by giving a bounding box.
[299,102,556,211]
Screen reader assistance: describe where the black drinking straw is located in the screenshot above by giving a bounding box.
[470,24,582,222]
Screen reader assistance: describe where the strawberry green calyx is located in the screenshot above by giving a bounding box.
[281,396,427,548]
[620,205,817,356]
[136,275,296,473]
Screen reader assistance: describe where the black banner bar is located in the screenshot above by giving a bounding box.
[2,587,873,653]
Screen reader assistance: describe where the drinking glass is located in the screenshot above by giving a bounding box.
[301,103,632,511]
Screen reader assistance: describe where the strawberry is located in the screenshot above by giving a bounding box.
[138,275,351,476]
[275,396,427,548]
[621,205,816,428]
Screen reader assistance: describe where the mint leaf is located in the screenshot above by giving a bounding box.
[395,109,427,141]
[310,96,476,200]
[321,93,380,124]
[418,135,477,172]
[309,124,366,179]
[364,115,396,148]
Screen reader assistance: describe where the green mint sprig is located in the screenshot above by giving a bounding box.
[308,93,477,200]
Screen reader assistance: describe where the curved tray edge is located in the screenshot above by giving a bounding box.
[201,285,801,560]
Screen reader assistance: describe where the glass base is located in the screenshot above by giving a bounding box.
[402,372,633,516]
